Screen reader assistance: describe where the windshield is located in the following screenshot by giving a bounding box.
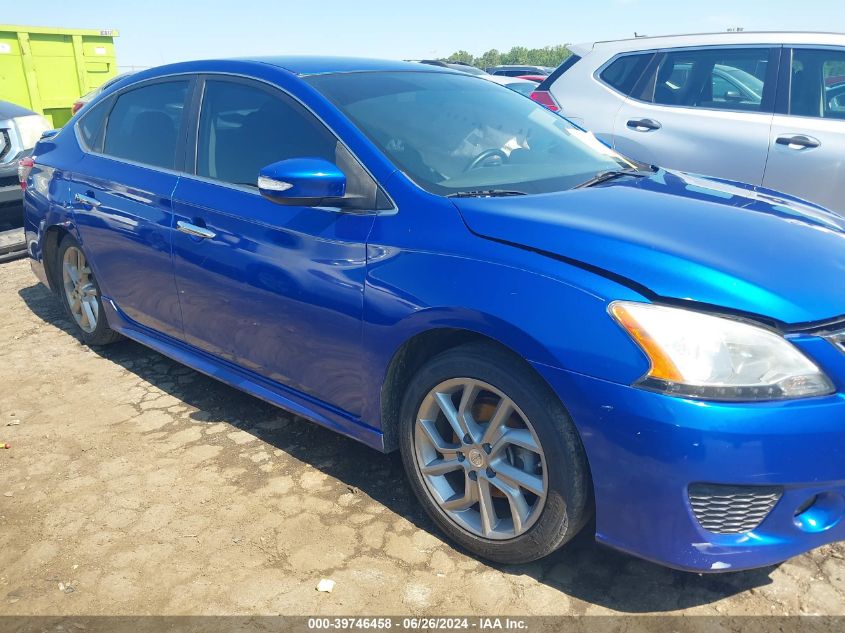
[306,71,632,196]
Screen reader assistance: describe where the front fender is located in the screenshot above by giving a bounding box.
[360,240,652,429]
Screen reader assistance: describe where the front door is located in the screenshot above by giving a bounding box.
[763,47,845,213]
[171,77,378,416]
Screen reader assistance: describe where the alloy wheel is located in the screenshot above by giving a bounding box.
[62,246,99,334]
[414,378,548,540]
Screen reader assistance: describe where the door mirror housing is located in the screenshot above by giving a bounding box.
[257,158,346,206]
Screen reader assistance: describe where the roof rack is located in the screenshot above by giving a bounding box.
[590,30,845,46]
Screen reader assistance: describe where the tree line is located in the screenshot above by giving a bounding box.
[444,45,572,70]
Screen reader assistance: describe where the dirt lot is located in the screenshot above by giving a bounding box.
[1,256,845,616]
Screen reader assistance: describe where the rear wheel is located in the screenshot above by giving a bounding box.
[56,234,121,346]
[399,342,592,564]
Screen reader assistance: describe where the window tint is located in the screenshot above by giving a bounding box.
[790,48,845,119]
[599,54,653,96]
[77,97,111,151]
[103,81,188,169]
[307,71,631,196]
[651,48,769,111]
[196,80,337,187]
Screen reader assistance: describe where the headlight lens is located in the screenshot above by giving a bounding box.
[610,301,834,401]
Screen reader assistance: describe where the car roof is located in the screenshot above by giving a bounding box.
[245,56,453,76]
[572,31,845,56]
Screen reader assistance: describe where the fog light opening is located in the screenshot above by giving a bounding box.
[793,492,845,533]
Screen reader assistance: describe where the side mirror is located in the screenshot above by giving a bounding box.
[257,158,346,206]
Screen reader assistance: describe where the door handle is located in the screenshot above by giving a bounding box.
[626,118,662,131]
[775,135,821,150]
[176,220,216,240]
[74,193,101,208]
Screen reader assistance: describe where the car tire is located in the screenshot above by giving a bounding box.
[399,341,592,564]
[56,233,121,346]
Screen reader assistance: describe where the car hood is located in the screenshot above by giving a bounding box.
[452,170,845,325]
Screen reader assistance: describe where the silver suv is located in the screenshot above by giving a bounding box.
[534,32,845,213]
[0,100,51,219]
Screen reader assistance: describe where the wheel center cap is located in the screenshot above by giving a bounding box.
[468,448,485,468]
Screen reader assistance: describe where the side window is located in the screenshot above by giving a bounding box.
[195,79,387,210]
[651,48,769,111]
[790,48,845,119]
[103,81,189,169]
[196,80,337,186]
[77,97,112,152]
[599,53,654,96]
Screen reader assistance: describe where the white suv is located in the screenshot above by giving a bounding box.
[532,32,845,213]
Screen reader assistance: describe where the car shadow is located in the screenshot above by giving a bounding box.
[17,281,777,612]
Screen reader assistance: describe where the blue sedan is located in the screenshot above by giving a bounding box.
[22,57,845,572]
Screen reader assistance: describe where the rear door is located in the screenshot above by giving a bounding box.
[68,79,191,339]
[763,46,845,213]
[612,46,778,185]
[170,76,381,416]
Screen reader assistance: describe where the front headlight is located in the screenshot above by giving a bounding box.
[610,301,834,401]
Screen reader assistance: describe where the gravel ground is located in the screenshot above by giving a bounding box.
[1,256,845,616]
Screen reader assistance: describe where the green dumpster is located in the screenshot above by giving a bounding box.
[0,24,119,127]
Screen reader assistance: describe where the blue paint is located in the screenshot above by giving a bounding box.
[23,57,845,572]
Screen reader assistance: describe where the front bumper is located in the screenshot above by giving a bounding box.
[533,334,845,572]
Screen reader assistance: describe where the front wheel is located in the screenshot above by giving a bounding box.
[56,234,121,346]
[399,342,592,564]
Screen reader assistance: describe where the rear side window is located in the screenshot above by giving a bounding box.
[789,48,845,119]
[599,53,653,96]
[103,81,189,169]
[650,48,770,111]
[77,97,111,152]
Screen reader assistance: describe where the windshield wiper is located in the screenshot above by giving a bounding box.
[446,189,528,198]
[573,168,654,189]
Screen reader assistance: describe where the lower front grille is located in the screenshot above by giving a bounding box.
[0,175,18,188]
[689,483,782,534]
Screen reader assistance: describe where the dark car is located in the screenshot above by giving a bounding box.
[486,65,553,77]
[417,60,489,75]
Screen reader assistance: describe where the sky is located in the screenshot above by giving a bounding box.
[4,0,845,70]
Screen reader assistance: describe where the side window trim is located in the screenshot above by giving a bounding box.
[184,73,394,212]
[760,46,783,114]
[774,47,792,115]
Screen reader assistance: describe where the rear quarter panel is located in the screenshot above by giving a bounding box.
[23,130,85,286]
